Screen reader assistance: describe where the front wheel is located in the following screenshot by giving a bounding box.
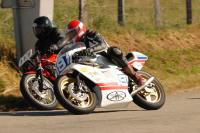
[20,74,58,110]
[131,71,166,110]
[54,75,97,114]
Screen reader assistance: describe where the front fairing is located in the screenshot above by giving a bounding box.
[57,42,86,57]
[56,42,86,75]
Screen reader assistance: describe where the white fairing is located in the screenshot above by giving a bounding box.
[128,52,148,70]
[71,55,133,108]
[99,89,133,108]
[55,44,145,108]
[56,42,86,75]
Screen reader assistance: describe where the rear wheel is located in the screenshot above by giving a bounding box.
[54,75,97,114]
[130,71,165,110]
[20,74,58,110]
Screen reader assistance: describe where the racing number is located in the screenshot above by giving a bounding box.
[18,49,33,67]
[56,54,71,74]
[57,57,67,72]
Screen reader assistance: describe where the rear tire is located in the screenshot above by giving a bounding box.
[20,74,58,110]
[54,75,97,114]
[132,71,166,110]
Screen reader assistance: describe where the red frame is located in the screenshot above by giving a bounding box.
[25,54,57,81]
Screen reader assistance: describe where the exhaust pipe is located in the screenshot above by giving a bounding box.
[131,77,155,96]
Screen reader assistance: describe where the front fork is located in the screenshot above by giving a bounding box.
[74,72,81,92]
[130,77,155,96]
[74,72,87,93]
[36,63,44,92]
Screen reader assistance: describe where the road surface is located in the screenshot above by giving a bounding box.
[0,89,200,133]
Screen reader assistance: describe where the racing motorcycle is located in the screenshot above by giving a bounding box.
[18,50,58,110]
[54,42,166,114]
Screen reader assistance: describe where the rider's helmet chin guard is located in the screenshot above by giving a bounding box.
[65,20,86,43]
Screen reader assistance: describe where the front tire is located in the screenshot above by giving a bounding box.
[54,75,97,114]
[131,71,166,110]
[20,74,58,110]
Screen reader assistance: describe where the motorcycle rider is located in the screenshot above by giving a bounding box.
[33,16,67,55]
[65,20,144,86]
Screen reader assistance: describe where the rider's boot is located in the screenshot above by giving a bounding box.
[122,65,144,86]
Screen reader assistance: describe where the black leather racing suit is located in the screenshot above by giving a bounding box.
[35,28,67,55]
[79,30,107,54]
[79,30,128,68]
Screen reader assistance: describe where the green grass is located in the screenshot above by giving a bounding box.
[0,8,14,41]
[145,44,200,76]
[53,0,200,32]
[142,44,200,92]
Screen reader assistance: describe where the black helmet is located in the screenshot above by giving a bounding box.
[32,16,54,39]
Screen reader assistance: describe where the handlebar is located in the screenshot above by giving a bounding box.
[74,55,97,64]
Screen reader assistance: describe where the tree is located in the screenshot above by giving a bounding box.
[79,0,87,23]
[186,0,192,24]
[154,0,161,28]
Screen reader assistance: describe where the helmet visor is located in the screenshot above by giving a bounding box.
[65,29,77,42]
[33,26,51,38]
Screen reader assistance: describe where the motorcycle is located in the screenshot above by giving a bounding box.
[54,42,166,114]
[18,50,58,110]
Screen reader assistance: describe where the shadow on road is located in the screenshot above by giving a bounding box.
[0,109,143,116]
[94,109,144,114]
[0,110,70,116]
[0,95,33,111]
[0,95,143,116]
[187,97,200,100]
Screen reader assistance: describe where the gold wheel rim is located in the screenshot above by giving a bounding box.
[138,76,161,103]
[60,77,94,109]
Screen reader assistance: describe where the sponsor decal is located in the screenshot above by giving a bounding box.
[107,91,126,101]
[117,74,128,84]
[88,71,98,77]
[137,56,148,60]
[80,67,88,72]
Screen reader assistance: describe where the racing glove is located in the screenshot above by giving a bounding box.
[49,44,58,53]
[72,49,93,63]
[74,49,92,56]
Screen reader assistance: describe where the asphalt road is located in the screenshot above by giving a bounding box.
[0,89,200,133]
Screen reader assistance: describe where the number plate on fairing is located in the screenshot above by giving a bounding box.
[18,49,33,67]
[56,53,72,75]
